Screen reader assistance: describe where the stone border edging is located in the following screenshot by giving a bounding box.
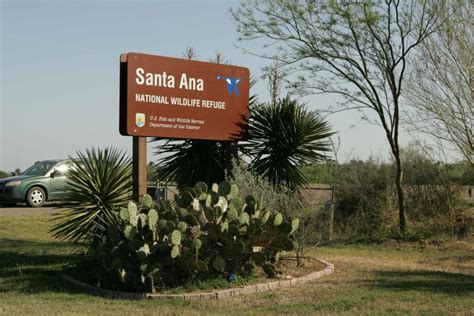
[61,258,334,301]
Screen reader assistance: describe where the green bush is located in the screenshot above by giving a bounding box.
[86,181,299,292]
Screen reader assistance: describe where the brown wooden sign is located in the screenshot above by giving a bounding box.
[120,52,249,141]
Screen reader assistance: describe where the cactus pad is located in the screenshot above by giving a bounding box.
[193,239,202,252]
[171,245,180,258]
[245,195,256,205]
[262,211,271,224]
[229,197,242,210]
[128,201,138,217]
[239,212,250,225]
[227,207,239,222]
[140,194,153,209]
[124,225,135,240]
[129,214,138,227]
[177,221,188,232]
[171,230,182,245]
[120,207,130,221]
[220,220,229,233]
[291,218,300,235]
[184,214,199,226]
[228,184,239,199]
[193,182,207,195]
[218,181,231,196]
[273,213,283,226]
[212,256,226,272]
[148,209,158,227]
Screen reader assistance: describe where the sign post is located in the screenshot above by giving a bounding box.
[132,136,147,199]
[120,52,249,197]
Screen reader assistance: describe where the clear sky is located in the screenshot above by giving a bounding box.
[1,0,397,172]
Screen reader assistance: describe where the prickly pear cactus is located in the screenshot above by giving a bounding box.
[89,193,204,292]
[88,181,300,292]
[171,180,300,278]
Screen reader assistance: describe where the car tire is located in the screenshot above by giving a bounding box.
[26,186,46,207]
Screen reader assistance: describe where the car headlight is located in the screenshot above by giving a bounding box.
[5,180,21,187]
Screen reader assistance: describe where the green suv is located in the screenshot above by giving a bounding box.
[0,159,73,207]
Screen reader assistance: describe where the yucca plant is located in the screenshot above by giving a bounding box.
[241,95,334,190]
[153,139,226,191]
[50,147,132,243]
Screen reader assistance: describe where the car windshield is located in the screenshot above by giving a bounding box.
[21,161,58,176]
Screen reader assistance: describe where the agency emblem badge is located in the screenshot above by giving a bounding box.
[135,113,145,128]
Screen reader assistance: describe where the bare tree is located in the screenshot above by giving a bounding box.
[232,0,448,233]
[405,2,473,164]
[182,46,198,60]
[261,61,284,106]
[209,50,229,65]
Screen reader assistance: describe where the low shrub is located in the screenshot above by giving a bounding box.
[231,160,320,265]
[231,159,301,216]
[86,181,299,292]
[333,150,471,242]
[333,159,396,241]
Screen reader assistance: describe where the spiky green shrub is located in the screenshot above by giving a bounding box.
[50,147,132,242]
[241,95,333,190]
[87,181,299,292]
[153,140,227,191]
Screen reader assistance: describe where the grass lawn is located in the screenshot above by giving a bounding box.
[0,215,473,315]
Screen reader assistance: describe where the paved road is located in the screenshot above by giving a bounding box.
[0,204,68,216]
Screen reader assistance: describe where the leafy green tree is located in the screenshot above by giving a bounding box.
[233,0,448,233]
[242,95,333,190]
[0,171,10,179]
[50,147,132,243]
[0,168,20,178]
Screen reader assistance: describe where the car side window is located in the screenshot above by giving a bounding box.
[53,163,71,177]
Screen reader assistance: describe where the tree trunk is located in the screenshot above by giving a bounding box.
[394,153,406,234]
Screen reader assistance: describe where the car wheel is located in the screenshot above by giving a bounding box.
[26,186,46,207]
